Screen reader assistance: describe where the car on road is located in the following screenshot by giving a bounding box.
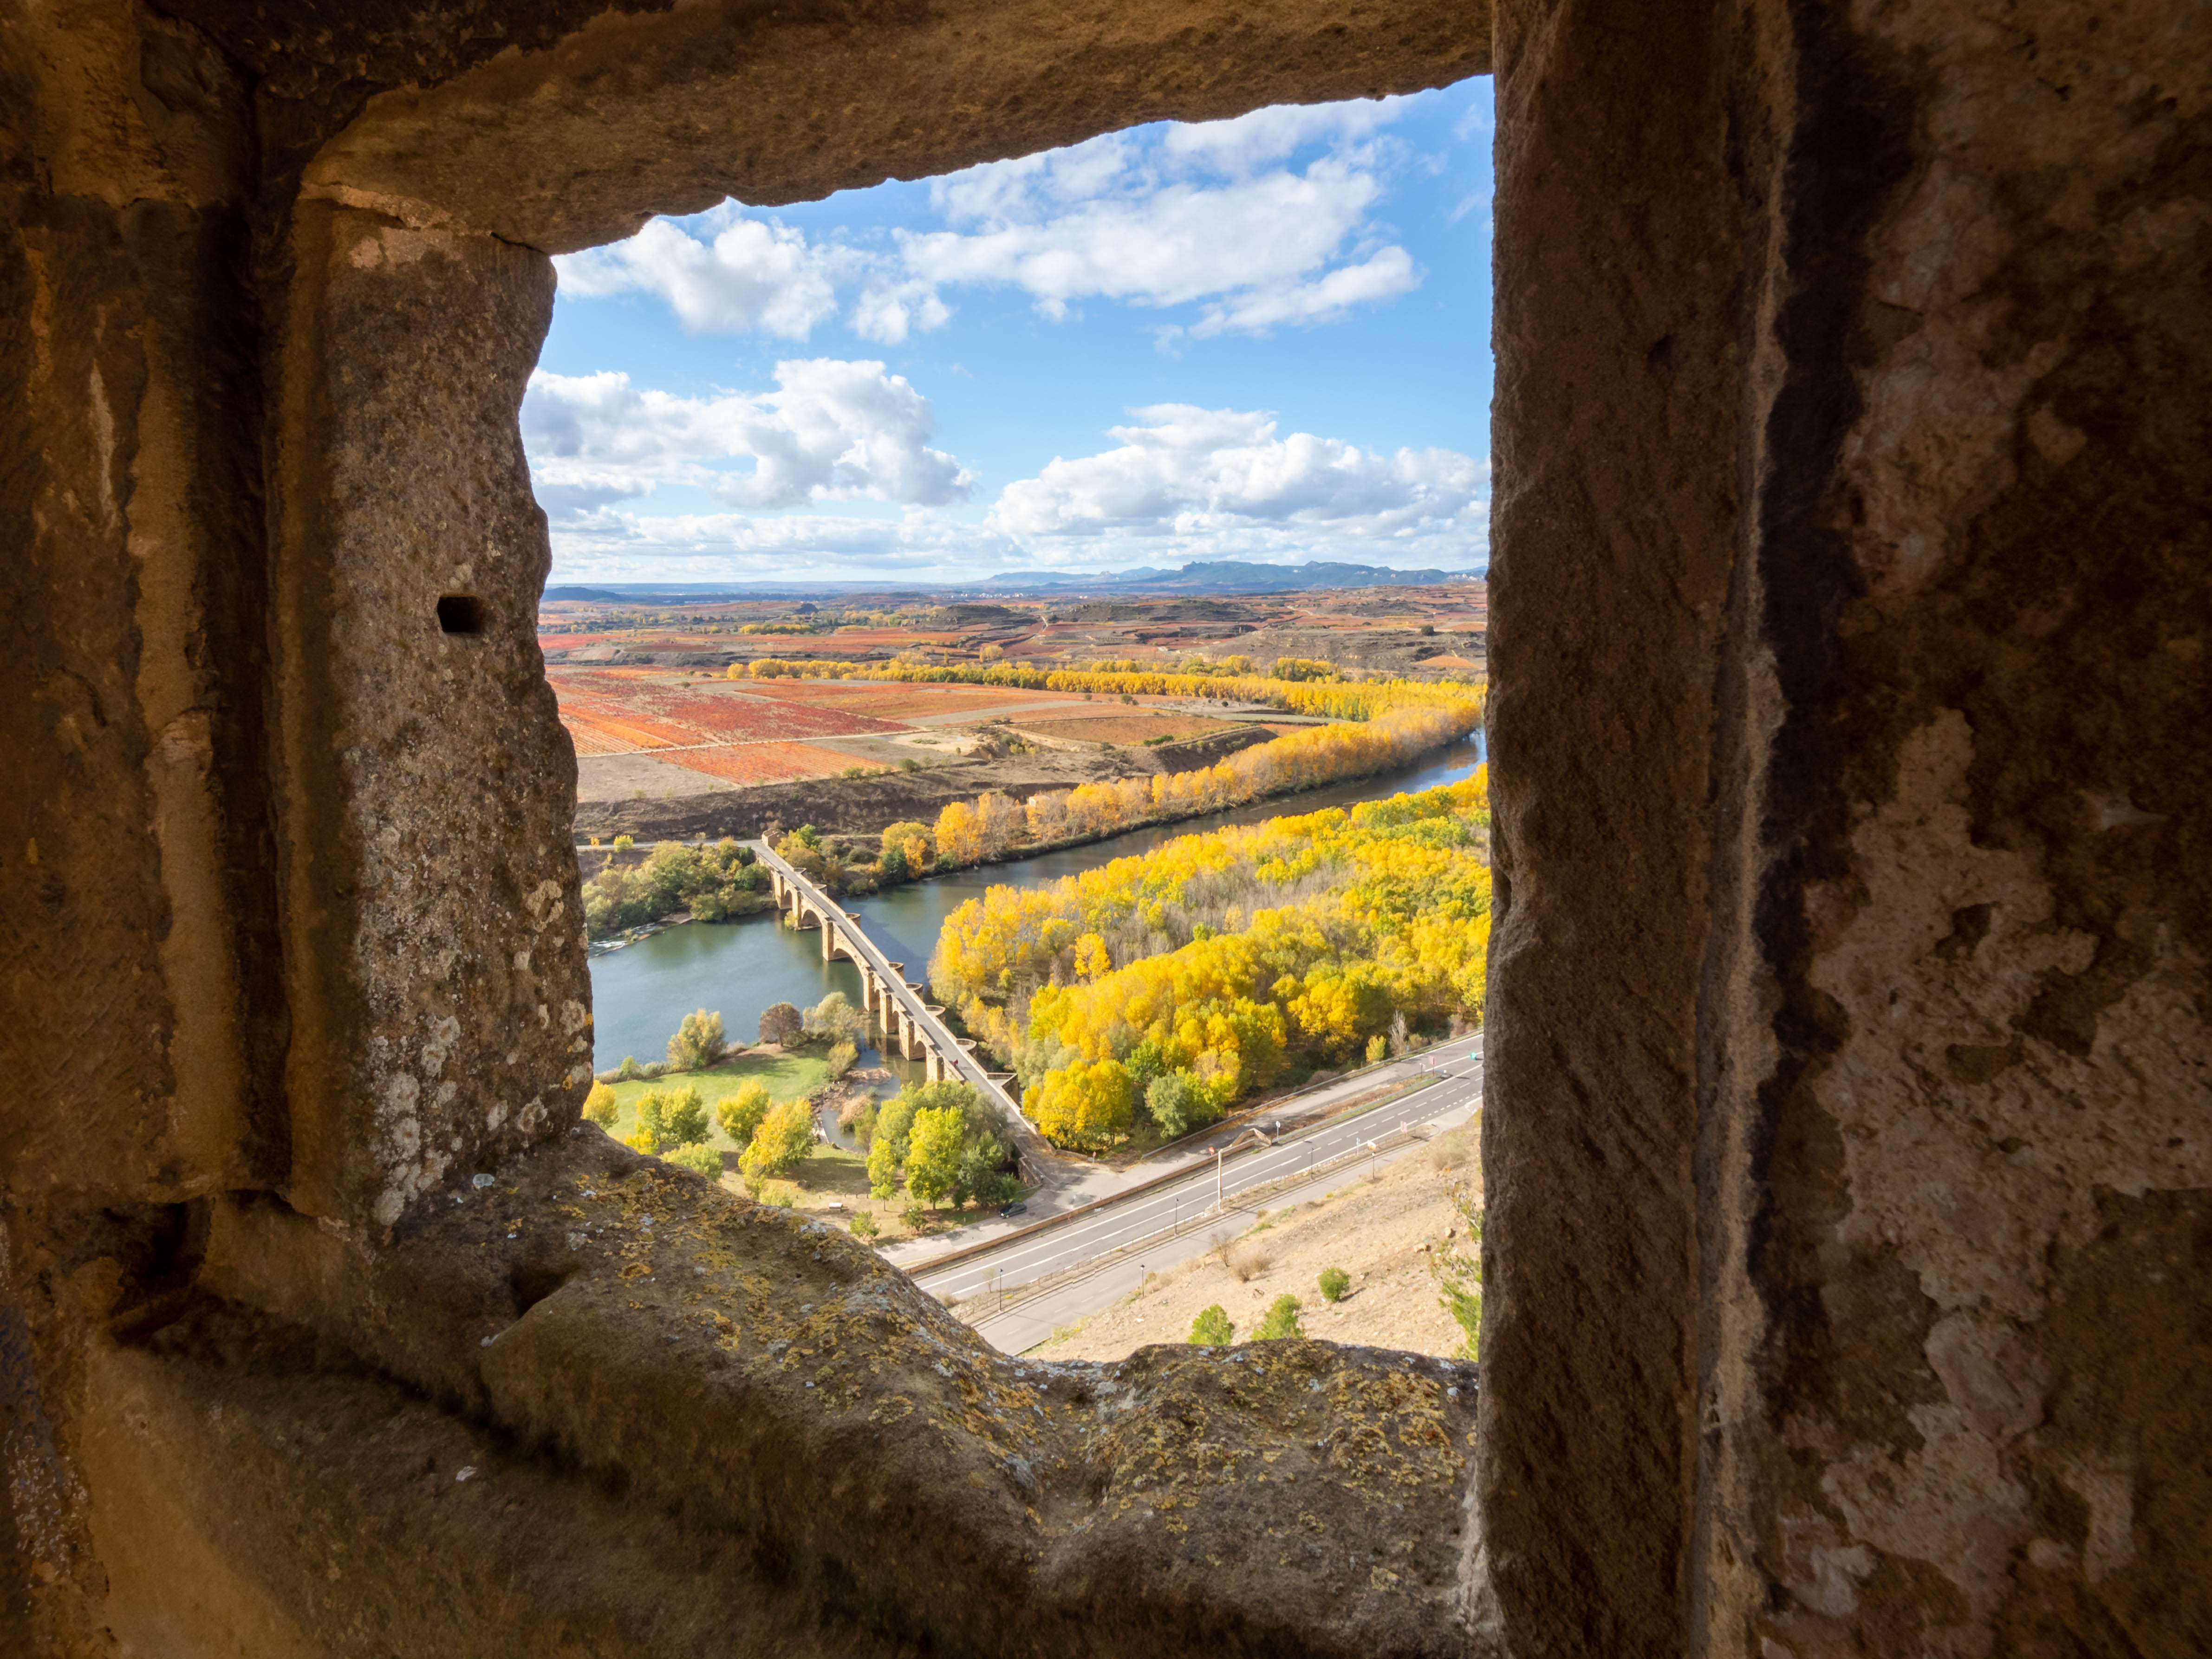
[998,1201,1028,1218]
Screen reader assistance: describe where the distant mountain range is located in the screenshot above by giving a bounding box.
[543,560,1482,604]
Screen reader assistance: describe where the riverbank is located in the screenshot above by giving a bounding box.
[585,736,1486,1074]
[573,722,1273,844]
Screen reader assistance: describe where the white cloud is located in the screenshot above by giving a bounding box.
[553,96,1428,345]
[522,360,975,512]
[990,404,1485,540]
[552,208,846,337]
[900,120,1421,334]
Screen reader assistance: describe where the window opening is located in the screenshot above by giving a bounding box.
[533,80,1495,1366]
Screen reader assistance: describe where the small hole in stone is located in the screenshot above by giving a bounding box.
[437,595,484,634]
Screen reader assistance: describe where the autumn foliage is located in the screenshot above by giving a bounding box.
[930,771,1492,1152]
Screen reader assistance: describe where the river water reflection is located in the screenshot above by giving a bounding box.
[587,735,1484,1075]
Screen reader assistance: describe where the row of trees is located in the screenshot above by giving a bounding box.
[780,703,1480,907]
[585,837,769,939]
[731,655,1482,724]
[929,773,1493,1152]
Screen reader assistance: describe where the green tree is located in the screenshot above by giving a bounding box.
[1318,1267,1351,1303]
[866,1132,902,1200]
[1254,1294,1304,1340]
[740,1097,815,1185]
[617,1054,644,1081]
[1145,1071,1197,1138]
[716,1080,772,1146]
[660,1084,709,1146]
[759,1002,804,1047]
[664,1143,724,1179]
[667,1008,728,1071]
[804,992,864,1047]
[826,1040,858,1080]
[848,1210,880,1240]
[904,1106,967,1208]
[1188,1305,1235,1346]
[582,1082,619,1128]
[631,1085,708,1151]
[878,842,909,884]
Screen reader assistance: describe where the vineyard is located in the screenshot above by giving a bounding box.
[549,670,904,755]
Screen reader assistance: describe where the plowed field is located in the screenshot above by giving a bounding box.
[664,744,883,785]
[551,670,903,753]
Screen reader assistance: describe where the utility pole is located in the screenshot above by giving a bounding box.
[1214,1145,1224,1216]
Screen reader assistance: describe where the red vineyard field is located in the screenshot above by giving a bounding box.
[550,670,904,752]
[662,743,884,786]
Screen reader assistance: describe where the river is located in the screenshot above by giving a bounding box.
[586,735,1485,1078]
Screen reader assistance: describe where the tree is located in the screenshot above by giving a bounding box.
[583,1082,619,1128]
[866,1132,902,1200]
[1145,1072,1197,1138]
[1189,1306,1236,1346]
[904,1106,966,1208]
[632,1085,708,1151]
[1366,1033,1390,1065]
[1254,1294,1304,1340]
[660,1085,709,1147]
[759,1002,803,1047]
[848,1210,880,1240]
[740,1097,815,1185]
[879,842,909,884]
[617,1054,644,1081]
[667,1008,728,1071]
[826,1041,858,1080]
[935,799,982,866]
[803,991,864,1047]
[716,1079,772,1145]
[1318,1267,1351,1303]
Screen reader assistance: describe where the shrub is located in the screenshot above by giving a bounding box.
[1188,1305,1235,1346]
[826,1040,858,1080]
[666,1008,728,1071]
[760,1183,797,1209]
[582,1082,619,1128]
[1318,1267,1351,1303]
[617,1054,644,1082]
[1225,1241,1273,1282]
[848,1210,880,1240]
[1365,1033,1389,1065]
[663,1144,724,1179]
[1254,1294,1304,1340]
[759,1002,804,1047]
[716,1080,772,1146]
[612,834,635,850]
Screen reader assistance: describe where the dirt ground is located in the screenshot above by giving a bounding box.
[1031,1123,1483,1361]
[1015,713,1241,745]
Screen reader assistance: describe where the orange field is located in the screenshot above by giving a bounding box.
[662,743,882,786]
[549,669,903,753]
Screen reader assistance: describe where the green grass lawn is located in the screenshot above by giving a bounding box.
[599,1050,830,1149]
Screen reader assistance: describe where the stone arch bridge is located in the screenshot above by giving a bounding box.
[752,842,1055,1183]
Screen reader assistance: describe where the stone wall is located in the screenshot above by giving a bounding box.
[1481,0,2210,1654]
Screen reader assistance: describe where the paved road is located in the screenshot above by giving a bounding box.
[966,1096,1479,1353]
[911,1035,1484,1304]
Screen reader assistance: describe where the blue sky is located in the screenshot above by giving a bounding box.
[527,78,1493,585]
